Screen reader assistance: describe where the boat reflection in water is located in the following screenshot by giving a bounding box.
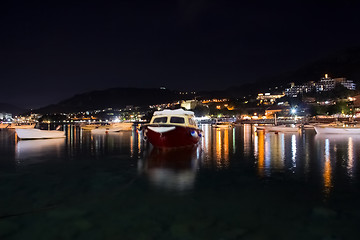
[315,134,360,196]
[15,138,65,166]
[141,146,200,192]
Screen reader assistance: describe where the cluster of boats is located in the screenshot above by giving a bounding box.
[0,122,134,140]
[3,109,360,147]
[255,122,360,135]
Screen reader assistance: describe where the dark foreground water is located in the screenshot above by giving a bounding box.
[1,125,360,239]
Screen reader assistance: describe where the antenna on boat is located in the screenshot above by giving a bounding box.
[274,113,277,126]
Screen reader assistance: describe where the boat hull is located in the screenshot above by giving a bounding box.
[91,123,133,133]
[9,124,36,129]
[257,125,299,133]
[16,129,66,140]
[145,125,201,148]
[213,124,233,128]
[314,126,360,134]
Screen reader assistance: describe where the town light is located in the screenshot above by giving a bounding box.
[291,108,297,114]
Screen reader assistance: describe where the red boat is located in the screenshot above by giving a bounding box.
[143,109,202,148]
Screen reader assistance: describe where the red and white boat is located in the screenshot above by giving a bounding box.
[143,109,202,148]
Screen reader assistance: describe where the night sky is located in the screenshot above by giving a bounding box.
[1,0,360,108]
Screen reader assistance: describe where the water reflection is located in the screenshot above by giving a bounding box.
[315,134,360,192]
[257,132,289,176]
[2,125,360,199]
[141,146,199,192]
[323,138,332,198]
[15,138,65,166]
[200,125,232,169]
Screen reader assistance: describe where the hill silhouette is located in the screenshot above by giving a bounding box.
[0,103,26,115]
[34,47,360,113]
[35,88,188,113]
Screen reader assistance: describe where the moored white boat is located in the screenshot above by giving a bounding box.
[91,122,133,133]
[16,129,66,140]
[143,109,201,148]
[7,124,36,129]
[256,124,300,133]
[81,124,100,130]
[314,124,360,134]
[212,122,234,128]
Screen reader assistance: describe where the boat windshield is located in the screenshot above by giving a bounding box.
[153,117,168,123]
[170,117,185,124]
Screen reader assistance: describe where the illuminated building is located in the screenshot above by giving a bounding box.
[257,92,285,105]
[285,74,356,97]
[180,100,199,110]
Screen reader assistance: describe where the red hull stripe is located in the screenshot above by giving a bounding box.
[145,125,200,148]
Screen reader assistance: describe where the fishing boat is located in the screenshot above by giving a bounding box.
[143,109,201,148]
[15,129,66,140]
[314,124,360,134]
[8,123,36,129]
[212,121,234,128]
[91,122,133,133]
[256,124,300,133]
[81,124,100,130]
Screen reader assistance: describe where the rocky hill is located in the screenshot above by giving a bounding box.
[35,88,188,113]
[0,103,26,115]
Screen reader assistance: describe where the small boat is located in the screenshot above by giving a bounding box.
[0,123,10,129]
[16,129,66,140]
[314,124,360,134]
[91,122,133,133]
[212,121,234,128]
[256,124,300,133]
[81,124,100,130]
[143,109,202,148]
[7,124,36,129]
[302,124,315,129]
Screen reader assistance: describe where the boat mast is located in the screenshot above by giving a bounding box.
[274,113,277,126]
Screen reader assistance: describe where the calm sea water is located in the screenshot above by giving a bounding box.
[1,125,360,239]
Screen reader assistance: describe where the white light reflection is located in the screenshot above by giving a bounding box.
[291,134,297,170]
[232,128,236,154]
[254,131,258,158]
[347,137,354,179]
[264,133,271,176]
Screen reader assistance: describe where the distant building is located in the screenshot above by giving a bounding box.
[285,74,356,97]
[265,106,290,117]
[316,75,356,92]
[180,100,199,110]
[257,92,285,105]
[285,82,316,97]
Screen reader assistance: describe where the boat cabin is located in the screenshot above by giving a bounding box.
[150,109,198,128]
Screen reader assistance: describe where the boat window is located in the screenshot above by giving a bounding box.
[170,117,185,124]
[188,118,196,126]
[153,117,168,123]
